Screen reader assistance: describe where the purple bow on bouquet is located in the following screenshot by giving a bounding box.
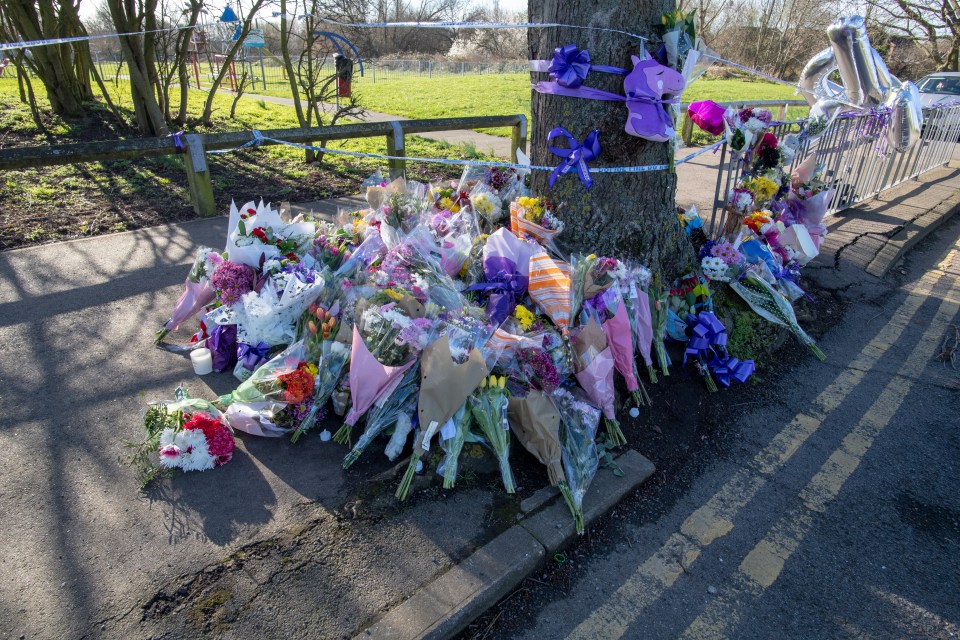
[206,324,238,372]
[533,44,628,88]
[238,341,271,372]
[683,311,728,392]
[467,256,529,325]
[548,127,601,190]
[709,353,755,387]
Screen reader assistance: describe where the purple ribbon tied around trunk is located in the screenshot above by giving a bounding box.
[709,354,755,386]
[539,44,627,88]
[683,311,728,366]
[238,341,271,371]
[548,127,601,190]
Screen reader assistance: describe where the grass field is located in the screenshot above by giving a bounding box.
[0,76,481,249]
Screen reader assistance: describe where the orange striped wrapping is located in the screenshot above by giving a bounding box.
[485,327,545,364]
[528,250,571,334]
[510,202,561,246]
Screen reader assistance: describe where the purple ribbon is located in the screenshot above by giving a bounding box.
[683,311,728,365]
[709,354,755,386]
[467,262,529,325]
[548,127,600,190]
[206,324,238,373]
[237,341,271,371]
[543,44,627,88]
[534,82,678,138]
[169,130,185,152]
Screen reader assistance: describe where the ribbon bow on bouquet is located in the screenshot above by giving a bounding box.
[238,341,271,372]
[683,311,753,391]
[530,44,628,89]
[548,128,601,190]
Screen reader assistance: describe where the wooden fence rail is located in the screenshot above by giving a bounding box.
[0,114,528,217]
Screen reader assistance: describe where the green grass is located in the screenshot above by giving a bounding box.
[0,75,487,249]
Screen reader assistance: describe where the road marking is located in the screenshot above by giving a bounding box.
[566,247,959,640]
[678,264,960,640]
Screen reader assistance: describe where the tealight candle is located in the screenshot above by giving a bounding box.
[190,347,213,375]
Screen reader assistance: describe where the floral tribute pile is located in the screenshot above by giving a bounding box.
[138,99,827,534]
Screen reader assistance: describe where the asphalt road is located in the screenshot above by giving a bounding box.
[470,217,960,639]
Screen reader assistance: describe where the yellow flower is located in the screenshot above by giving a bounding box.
[439,197,455,211]
[480,377,488,389]
[384,288,404,300]
[513,305,536,331]
[303,363,319,376]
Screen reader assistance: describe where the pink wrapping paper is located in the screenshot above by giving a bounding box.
[164,280,215,332]
[575,347,617,421]
[688,100,726,136]
[345,326,416,426]
[634,288,654,368]
[602,302,639,393]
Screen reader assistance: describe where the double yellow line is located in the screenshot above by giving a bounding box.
[569,245,960,640]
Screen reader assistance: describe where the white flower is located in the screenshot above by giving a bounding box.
[470,191,503,221]
[542,210,565,233]
[701,256,730,282]
[177,429,215,472]
[384,414,414,461]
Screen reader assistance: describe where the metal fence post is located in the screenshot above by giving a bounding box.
[387,121,406,180]
[182,134,216,217]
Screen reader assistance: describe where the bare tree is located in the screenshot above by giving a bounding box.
[867,0,959,72]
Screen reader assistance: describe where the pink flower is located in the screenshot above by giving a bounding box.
[159,444,182,459]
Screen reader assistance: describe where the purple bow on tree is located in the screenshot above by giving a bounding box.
[542,44,627,88]
[548,127,601,190]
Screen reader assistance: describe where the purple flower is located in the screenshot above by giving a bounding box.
[519,348,561,392]
[211,261,255,306]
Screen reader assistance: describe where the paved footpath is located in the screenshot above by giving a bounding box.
[464,217,960,637]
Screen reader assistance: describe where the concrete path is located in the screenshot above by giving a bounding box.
[466,204,960,639]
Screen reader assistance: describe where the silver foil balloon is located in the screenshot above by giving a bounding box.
[827,15,884,107]
[798,47,845,106]
[885,82,923,152]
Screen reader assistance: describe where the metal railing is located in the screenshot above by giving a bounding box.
[708,104,960,237]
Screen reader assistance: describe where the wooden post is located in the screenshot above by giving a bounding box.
[777,103,788,120]
[511,115,528,163]
[183,134,216,217]
[680,112,695,145]
[386,121,405,180]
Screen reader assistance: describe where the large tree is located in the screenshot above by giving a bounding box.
[528,0,695,276]
[867,0,960,72]
[0,0,94,116]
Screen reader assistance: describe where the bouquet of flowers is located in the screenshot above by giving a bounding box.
[290,338,350,443]
[226,200,314,268]
[510,196,563,246]
[730,271,826,361]
[126,387,234,488]
[572,318,624,446]
[439,403,474,489]
[723,107,772,153]
[570,254,620,324]
[337,297,428,442]
[551,388,601,535]
[468,374,515,493]
[342,364,420,468]
[649,281,672,375]
[154,247,219,344]
[618,264,658,383]
[587,285,650,407]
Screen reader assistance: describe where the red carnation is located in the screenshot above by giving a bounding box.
[183,412,235,466]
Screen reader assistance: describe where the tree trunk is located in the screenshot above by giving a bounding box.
[527,0,694,277]
[108,0,169,136]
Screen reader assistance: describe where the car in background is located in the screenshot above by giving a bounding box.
[917,72,960,107]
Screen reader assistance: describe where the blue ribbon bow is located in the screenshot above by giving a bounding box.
[467,268,529,325]
[548,127,601,190]
[548,44,627,88]
[237,341,271,371]
[709,354,755,386]
[683,311,728,365]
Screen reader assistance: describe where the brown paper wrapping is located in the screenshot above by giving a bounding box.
[417,335,488,442]
[508,390,564,486]
[572,316,609,371]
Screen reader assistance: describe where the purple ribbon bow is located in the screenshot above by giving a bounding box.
[237,341,271,371]
[546,44,627,88]
[548,127,601,190]
[683,311,728,365]
[468,256,529,324]
[709,354,755,386]
[206,324,238,373]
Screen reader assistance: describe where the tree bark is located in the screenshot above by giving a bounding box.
[107,0,169,136]
[527,0,694,277]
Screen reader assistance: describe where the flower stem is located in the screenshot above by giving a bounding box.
[605,418,627,447]
[559,483,585,535]
[395,456,419,500]
[153,327,170,346]
[655,341,671,376]
[499,456,516,494]
[647,364,659,384]
[807,341,827,362]
[333,422,353,446]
